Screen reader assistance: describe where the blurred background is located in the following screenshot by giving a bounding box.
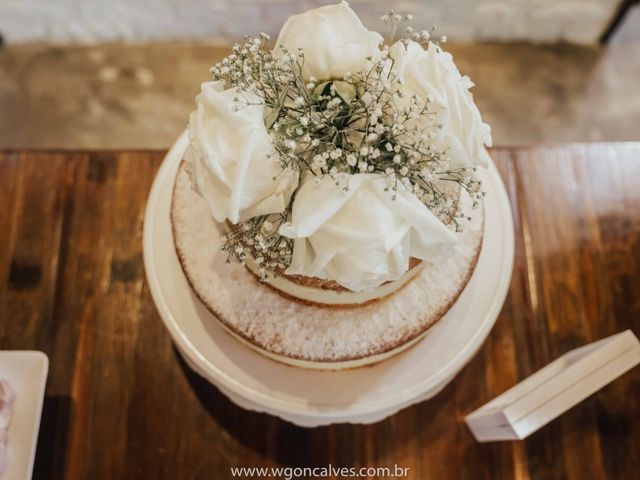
[0,0,639,149]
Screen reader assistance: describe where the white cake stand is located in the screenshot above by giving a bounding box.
[143,130,515,427]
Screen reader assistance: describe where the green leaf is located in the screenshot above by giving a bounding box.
[333,81,357,104]
[265,106,280,129]
[312,81,332,99]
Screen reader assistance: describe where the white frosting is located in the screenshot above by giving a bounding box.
[274,1,382,81]
[389,40,492,168]
[247,258,425,306]
[279,174,458,292]
[185,81,298,224]
[218,316,434,369]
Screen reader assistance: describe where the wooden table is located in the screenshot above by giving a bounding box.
[0,145,639,480]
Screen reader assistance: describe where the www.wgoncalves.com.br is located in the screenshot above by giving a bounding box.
[230,464,410,479]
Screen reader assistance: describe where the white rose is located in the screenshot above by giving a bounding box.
[185,81,298,224]
[279,174,458,292]
[274,1,383,81]
[390,40,492,168]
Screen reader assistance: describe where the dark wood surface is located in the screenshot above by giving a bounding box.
[0,145,639,480]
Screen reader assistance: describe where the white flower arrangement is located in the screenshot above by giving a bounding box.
[186,1,492,291]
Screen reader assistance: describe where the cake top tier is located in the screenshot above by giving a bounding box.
[185,1,491,292]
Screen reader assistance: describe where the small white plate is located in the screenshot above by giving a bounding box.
[0,351,48,480]
[143,131,514,427]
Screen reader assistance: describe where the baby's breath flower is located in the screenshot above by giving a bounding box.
[261,221,273,234]
[329,148,342,159]
[214,27,482,277]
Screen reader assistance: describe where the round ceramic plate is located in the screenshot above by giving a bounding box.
[143,130,515,427]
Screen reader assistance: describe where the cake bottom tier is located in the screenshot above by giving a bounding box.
[171,162,484,369]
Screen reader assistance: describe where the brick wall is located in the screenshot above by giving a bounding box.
[0,0,622,44]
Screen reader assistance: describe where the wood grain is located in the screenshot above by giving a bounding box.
[0,145,638,480]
